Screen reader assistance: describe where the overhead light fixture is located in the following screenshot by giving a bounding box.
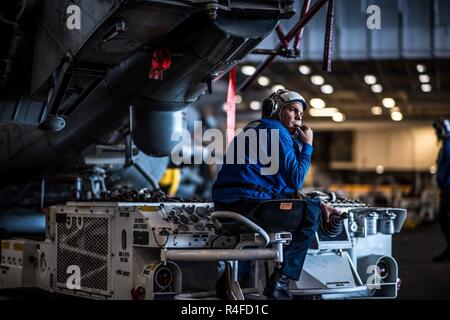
[376,165,384,174]
[416,64,426,73]
[311,75,325,86]
[382,97,396,109]
[320,84,334,94]
[235,95,242,104]
[371,84,383,93]
[241,65,256,76]
[310,98,326,109]
[257,76,270,87]
[309,107,338,117]
[332,112,345,122]
[364,75,377,85]
[419,74,430,83]
[391,111,403,121]
[421,84,432,92]
[249,101,261,111]
[272,84,285,92]
[371,106,382,115]
[298,65,311,75]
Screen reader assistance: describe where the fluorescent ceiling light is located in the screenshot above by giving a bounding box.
[391,111,403,121]
[332,112,345,122]
[382,97,396,108]
[364,75,377,85]
[421,84,432,92]
[416,64,426,73]
[311,75,325,86]
[371,106,382,115]
[321,84,334,94]
[250,101,261,110]
[298,65,311,75]
[310,98,326,109]
[419,74,430,83]
[309,107,338,117]
[241,65,256,76]
[371,84,383,93]
[257,76,270,86]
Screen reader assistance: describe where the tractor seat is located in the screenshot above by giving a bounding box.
[218,220,254,236]
[216,200,306,236]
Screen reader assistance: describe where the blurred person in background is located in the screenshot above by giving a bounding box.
[432,118,450,262]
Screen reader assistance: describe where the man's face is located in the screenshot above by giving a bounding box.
[279,102,304,133]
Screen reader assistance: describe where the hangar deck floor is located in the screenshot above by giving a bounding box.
[394,222,450,300]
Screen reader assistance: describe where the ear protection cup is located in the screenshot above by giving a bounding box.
[262,98,278,118]
[261,89,307,119]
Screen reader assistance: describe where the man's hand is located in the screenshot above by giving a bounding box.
[296,124,313,145]
[293,190,304,199]
[320,202,342,224]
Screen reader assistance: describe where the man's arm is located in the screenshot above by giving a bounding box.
[437,137,450,189]
[443,137,450,162]
[439,119,450,163]
[276,129,313,190]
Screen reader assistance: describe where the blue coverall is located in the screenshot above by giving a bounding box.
[212,118,321,280]
[437,136,450,251]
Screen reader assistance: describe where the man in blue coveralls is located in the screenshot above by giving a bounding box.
[433,118,450,262]
[212,89,335,300]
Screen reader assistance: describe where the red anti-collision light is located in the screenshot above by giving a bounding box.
[149,48,172,80]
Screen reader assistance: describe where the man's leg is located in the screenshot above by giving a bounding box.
[264,200,321,299]
[213,199,262,298]
[280,203,321,280]
[434,190,450,262]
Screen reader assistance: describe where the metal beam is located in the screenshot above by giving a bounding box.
[322,0,335,72]
[163,248,279,262]
[294,0,312,55]
[239,0,330,92]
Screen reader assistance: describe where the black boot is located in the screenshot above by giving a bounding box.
[263,270,293,300]
[433,249,450,263]
[215,272,228,300]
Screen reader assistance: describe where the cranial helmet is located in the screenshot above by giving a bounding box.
[433,117,450,140]
[261,89,307,119]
